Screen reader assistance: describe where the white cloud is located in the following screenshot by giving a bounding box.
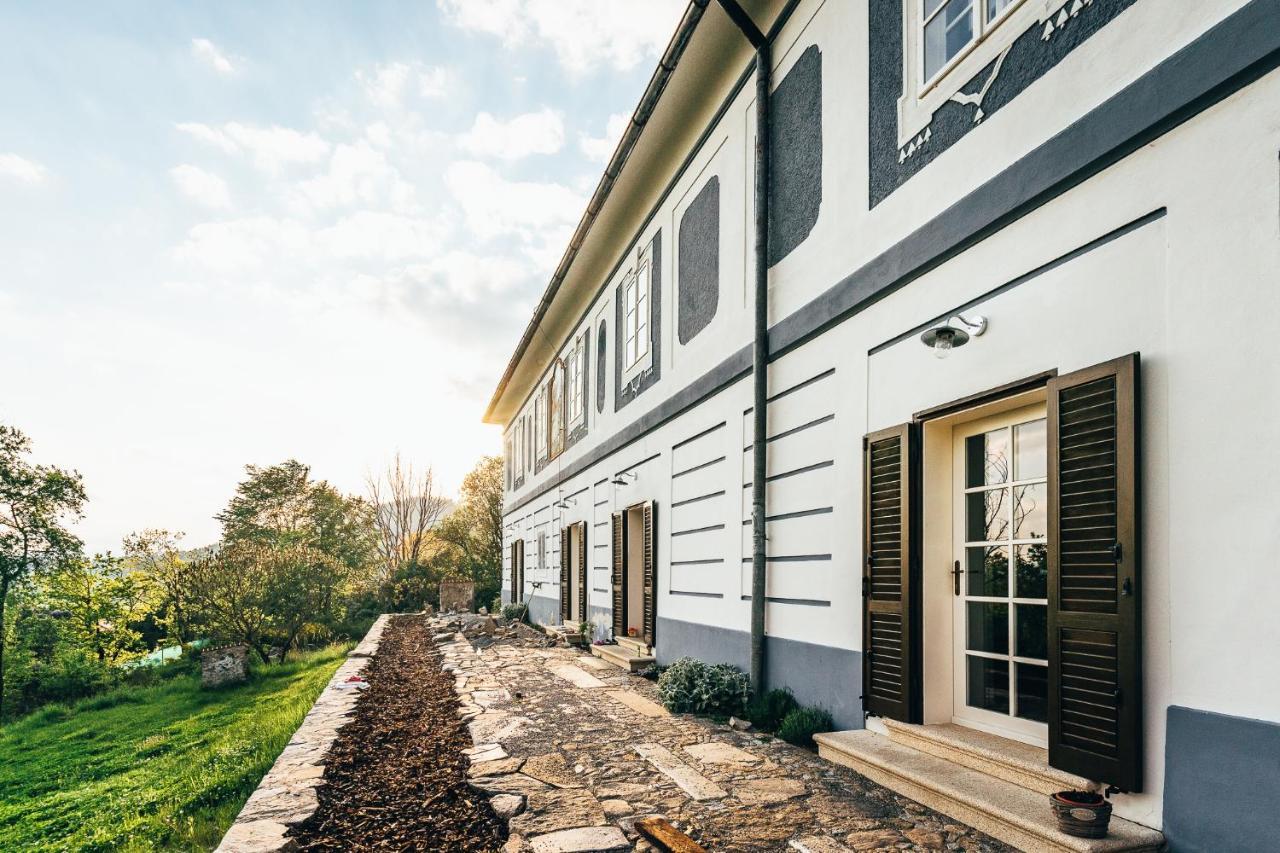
[458,108,564,161]
[437,0,686,73]
[0,153,48,185]
[443,160,583,266]
[169,164,232,209]
[287,140,417,216]
[357,61,452,109]
[177,122,330,173]
[579,112,630,164]
[191,38,238,75]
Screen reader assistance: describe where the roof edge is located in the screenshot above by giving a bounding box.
[481,0,712,425]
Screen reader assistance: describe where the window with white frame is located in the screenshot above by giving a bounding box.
[898,0,1040,149]
[622,246,653,382]
[514,417,524,477]
[549,361,565,459]
[566,331,587,428]
[534,386,547,462]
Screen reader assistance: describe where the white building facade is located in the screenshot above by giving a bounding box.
[485,1,1280,848]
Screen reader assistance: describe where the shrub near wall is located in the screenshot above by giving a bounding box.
[656,657,750,717]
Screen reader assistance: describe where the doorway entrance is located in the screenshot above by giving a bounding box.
[611,502,656,649]
[509,539,525,605]
[560,522,587,624]
[951,404,1049,745]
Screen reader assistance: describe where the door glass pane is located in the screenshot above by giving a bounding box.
[1015,543,1047,598]
[924,0,975,81]
[1016,663,1048,722]
[1013,484,1047,539]
[1013,419,1046,480]
[965,427,1010,487]
[967,488,1009,542]
[966,602,1008,654]
[1015,604,1047,659]
[966,545,1007,597]
[967,656,1009,714]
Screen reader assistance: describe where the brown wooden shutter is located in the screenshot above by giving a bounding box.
[862,424,917,722]
[515,541,524,604]
[1047,353,1142,791]
[559,526,571,622]
[642,502,657,648]
[509,541,518,605]
[611,512,626,637]
[577,522,589,622]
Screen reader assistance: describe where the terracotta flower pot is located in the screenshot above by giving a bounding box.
[1050,791,1113,839]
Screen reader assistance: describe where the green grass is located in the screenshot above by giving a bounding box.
[0,644,350,852]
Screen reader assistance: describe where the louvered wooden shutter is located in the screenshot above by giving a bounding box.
[559,526,571,622]
[509,541,518,605]
[611,511,626,637]
[577,522,589,622]
[862,424,917,722]
[642,502,657,648]
[1047,354,1142,791]
[515,542,524,604]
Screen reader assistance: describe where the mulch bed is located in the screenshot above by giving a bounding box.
[289,615,506,851]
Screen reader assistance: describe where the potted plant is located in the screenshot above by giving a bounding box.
[1049,790,1112,839]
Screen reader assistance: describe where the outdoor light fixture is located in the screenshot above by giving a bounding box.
[920,314,987,359]
[611,471,636,486]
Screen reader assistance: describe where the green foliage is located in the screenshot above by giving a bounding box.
[501,602,528,622]
[746,687,800,732]
[434,456,503,609]
[776,705,834,747]
[45,553,154,665]
[0,644,347,851]
[656,656,750,717]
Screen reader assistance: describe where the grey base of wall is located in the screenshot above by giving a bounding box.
[656,617,863,730]
[1163,705,1280,852]
[525,594,560,628]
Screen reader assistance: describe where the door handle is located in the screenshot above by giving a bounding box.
[952,560,965,596]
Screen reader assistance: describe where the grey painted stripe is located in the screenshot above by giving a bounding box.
[744,367,836,414]
[671,558,725,566]
[739,554,832,563]
[672,455,726,479]
[594,500,609,507]
[670,590,725,599]
[592,587,610,594]
[671,489,726,509]
[671,419,727,451]
[615,452,661,477]
[743,459,835,487]
[740,506,834,525]
[594,521,609,528]
[741,414,836,451]
[505,5,1280,517]
[739,595,831,607]
[672,523,726,537]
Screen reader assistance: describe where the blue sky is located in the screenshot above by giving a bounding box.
[0,0,685,552]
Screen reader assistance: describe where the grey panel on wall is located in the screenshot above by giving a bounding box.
[769,44,822,266]
[615,231,663,411]
[678,177,720,344]
[1163,705,1280,852]
[596,318,607,413]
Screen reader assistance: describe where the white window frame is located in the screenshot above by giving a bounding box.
[566,331,587,429]
[514,417,524,477]
[534,386,548,462]
[621,245,654,385]
[898,0,1068,149]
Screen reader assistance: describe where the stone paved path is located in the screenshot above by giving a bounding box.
[439,623,1014,853]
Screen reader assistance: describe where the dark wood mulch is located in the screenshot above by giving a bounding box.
[289,615,506,851]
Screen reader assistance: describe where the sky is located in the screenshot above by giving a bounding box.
[0,0,686,554]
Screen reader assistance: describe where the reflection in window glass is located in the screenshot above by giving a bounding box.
[1014,483,1047,539]
[1015,543,1048,599]
[967,655,1009,714]
[967,602,1009,655]
[1016,663,1048,722]
[1014,419,1046,480]
[986,0,1016,21]
[924,0,975,81]
[966,427,1010,487]
[1015,604,1047,659]
[967,488,1009,543]
[967,545,1007,597]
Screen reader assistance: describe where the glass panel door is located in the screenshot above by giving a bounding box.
[952,407,1048,745]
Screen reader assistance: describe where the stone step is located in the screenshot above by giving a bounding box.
[883,719,1093,797]
[814,730,1164,853]
[590,643,655,673]
[614,635,651,656]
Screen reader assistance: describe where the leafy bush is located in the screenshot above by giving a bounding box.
[637,663,666,681]
[777,705,834,747]
[746,687,800,732]
[656,657,750,717]
[501,603,528,622]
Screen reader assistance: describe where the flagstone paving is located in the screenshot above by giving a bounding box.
[438,620,1014,853]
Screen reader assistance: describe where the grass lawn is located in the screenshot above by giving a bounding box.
[0,644,349,852]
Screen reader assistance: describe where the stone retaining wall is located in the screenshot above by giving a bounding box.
[214,614,391,853]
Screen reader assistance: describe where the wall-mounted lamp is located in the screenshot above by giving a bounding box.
[920,314,987,359]
[611,471,637,487]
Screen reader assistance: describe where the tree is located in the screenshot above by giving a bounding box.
[0,425,87,718]
[45,553,154,664]
[365,454,450,603]
[122,529,191,644]
[436,456,503,607]
[217,460,374,572]
[185,541,345,664]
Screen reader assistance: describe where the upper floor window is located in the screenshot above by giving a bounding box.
[622,245,653,382]
[566,331,587,429]
[534,386,548,462]
[548,360,566,460]
[899,0,1038,149]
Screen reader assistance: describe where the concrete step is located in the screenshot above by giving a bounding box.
[883,719,1093,797]
[814,730,1163,853]
[615,635,651,657]
[590,643,655,673]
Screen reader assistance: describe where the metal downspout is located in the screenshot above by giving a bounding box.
[715,0,770,694]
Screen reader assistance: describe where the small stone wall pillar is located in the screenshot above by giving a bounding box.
[439,580,475,613]
[202,644,249,688]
